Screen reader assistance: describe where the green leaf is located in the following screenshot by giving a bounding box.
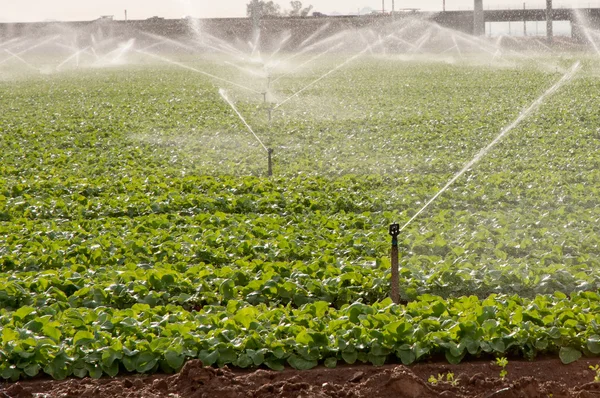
[1,328,18,344]
[1,366,22,381]
[87,363,103,379]
[397,347,416,365]
[342,350,358,365]
[23,364,40,377]
[101,348,122,368]
[324,357,337,368]
[44,353,70,380]
[587,335,600,355]
[559,347,582,364]
[368,353,386,366]
[233,307,258,329]
[136,352,159,373]
[102,361,120,377]
[73,331,95,347]
[445,350,465,365]
[219,279,235,301]
[198,350,219,366]
[248,349,265,366]
[165,350,185,370]
[288,354,317,370]
[14,306,35,322]
[265,360,284,371]
[43,325,62,342]
[235,354,253,368]
[123,356,136,372]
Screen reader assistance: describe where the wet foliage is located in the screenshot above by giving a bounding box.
[1,54,600,378]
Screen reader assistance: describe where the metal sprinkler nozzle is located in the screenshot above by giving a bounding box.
[389,223,400,304]
[389,223,400,244]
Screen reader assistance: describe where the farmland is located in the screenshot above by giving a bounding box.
[1,53,600,387]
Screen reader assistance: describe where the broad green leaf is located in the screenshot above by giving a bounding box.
[288,354,317,370]
[165,350,185,370]
[587,335,600,355]
[342,350,358,365]
[324,357,337,368]
[559,347,582,364]
[73,331,95,347]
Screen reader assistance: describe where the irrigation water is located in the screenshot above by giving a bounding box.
[136,49,262,95]
[398,60,582,234]
[218,88,269,154]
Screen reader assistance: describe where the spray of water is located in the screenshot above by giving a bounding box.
[274,34,393,110]
[0,35,59,65]
[573,9,600,55]
[219,89,269,153]
[299,27,329,50]
[137,49,262,95]
[271,42,344,84]
[3,49,38,70]
[56,46,91,70]
[399,60,581,233]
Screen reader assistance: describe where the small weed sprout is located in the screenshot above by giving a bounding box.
[428,372,458,387]
[446,372,458,387]
[495,357,508,380]
[590,364,600,382]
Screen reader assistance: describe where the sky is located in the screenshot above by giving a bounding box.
[1,0,599,22]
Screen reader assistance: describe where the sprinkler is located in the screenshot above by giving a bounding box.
[389,223,400,304]
[267,148,273,177]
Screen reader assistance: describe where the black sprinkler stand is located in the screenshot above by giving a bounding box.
[389,223,400,304]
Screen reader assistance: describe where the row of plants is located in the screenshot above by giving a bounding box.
[2,292,600,380]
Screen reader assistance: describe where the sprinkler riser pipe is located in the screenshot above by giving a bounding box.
[389,223,400,304]
[267,148,273,177]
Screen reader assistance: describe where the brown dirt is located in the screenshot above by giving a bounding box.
[2,357,600,398]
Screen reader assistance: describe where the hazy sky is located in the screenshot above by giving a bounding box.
[1,0,598,22]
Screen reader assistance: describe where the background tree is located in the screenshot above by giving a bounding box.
[288,1,313,17]
[300,4,313,17]
[247,0,282,19]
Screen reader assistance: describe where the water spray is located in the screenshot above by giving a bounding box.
[271,42,345,85]
[3,49,38,71]
[137,50,262,95]
[274,34,393,111]
[56,46,91,70]
[389,60,581,299]
[0,35,59,66]
[219,89,273,176]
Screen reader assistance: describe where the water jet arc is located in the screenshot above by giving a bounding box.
[398,61,581,234]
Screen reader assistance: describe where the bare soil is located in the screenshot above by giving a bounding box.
[2,357,600,398]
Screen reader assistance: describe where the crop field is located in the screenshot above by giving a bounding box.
[1,51,600,384]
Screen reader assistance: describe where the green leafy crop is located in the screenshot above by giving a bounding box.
[1,56,600,379]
